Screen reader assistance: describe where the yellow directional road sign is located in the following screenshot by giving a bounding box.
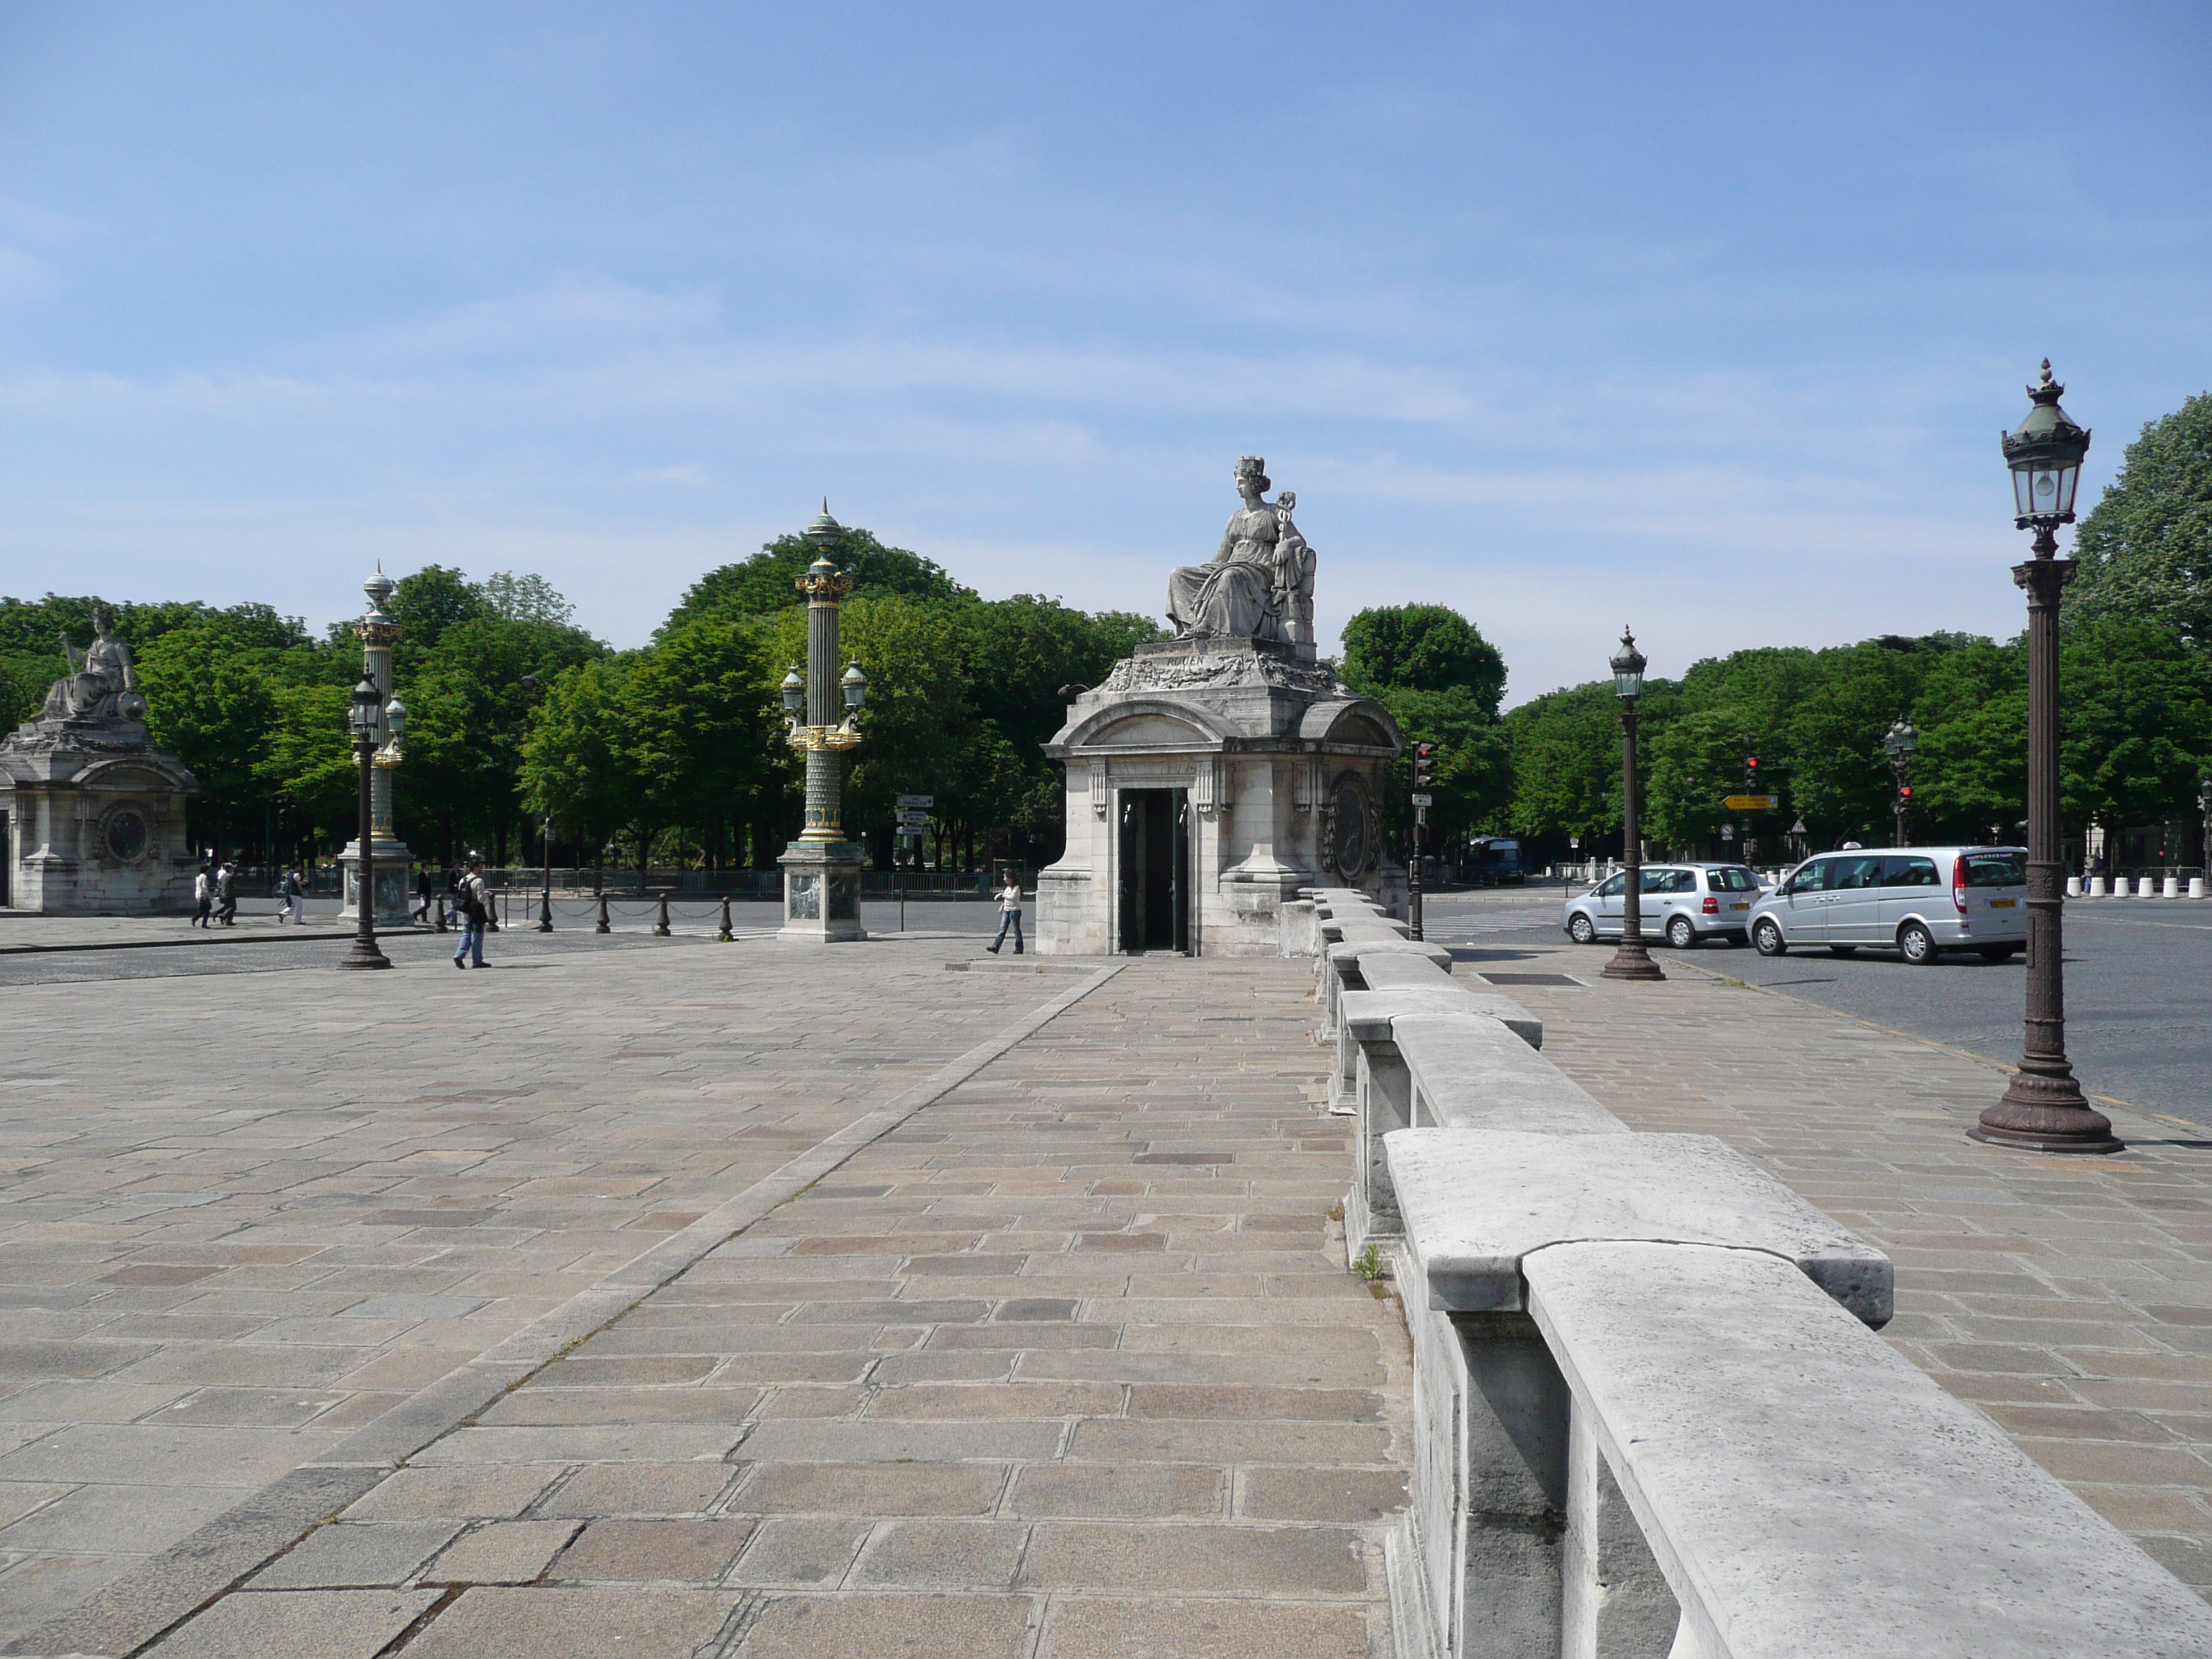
[1725,794,1780,810]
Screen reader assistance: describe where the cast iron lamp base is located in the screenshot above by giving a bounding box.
[338,939,391,970]
[1971,1068,2121,1155]
[1601,938,1666,981]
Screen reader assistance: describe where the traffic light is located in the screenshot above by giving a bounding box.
[1411,743,1438,790]
[1744,750,1761,792]
[1898,783,1913,804]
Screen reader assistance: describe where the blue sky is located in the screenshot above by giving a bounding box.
[2,3,2207,703]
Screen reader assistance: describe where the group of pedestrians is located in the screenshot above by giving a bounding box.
[190,858,238,927]
[191,858,307,926]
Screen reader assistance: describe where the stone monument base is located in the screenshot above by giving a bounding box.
[0,718,199,914]
[778,842,867,943]
[1038,637,1403,958]
[340,836,418,927]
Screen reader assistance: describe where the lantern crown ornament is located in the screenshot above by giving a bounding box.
[1885,716,1918,760]
[1609,626,1647,701]
[2002,359,2091,529]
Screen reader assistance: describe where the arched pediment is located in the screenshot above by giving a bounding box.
[76,755,199,791]
[1056,696,1230,754]
[1296,699,1403,752]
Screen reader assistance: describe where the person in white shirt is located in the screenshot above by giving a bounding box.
[987,875,1024,955]
[191,867,212,928]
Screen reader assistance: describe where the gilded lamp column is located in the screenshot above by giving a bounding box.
[339,566,415,926]
[776,504,869,942]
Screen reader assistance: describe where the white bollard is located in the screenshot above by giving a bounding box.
[2141,876,2159,897]
[2067,876,2082,897]
[2165,875,2182,899]
[2193,877,2207,899]
[2087,876,2107,896]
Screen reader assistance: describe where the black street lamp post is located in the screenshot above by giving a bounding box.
[1972,362,2120,1154]
[340,673,392,971]
[539,815,555,932]
[1885,717,1919,847]
[2199,778,2211,881]
[1602,626,1665,983]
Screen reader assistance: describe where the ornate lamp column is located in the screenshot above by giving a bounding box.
[1885,717,1919,847]
[777,504,870,943]
[339,566,416,928]
[339,673,391,970]
[1601,626,1665,982]
[1972,362,2120,1154]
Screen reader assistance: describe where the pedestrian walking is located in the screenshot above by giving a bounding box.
[214,860,240,927]
[453,859,490,968]
[986,873,1025,955]
[191,866,212,927]
[276,863,305,925]
[410,868,433,925]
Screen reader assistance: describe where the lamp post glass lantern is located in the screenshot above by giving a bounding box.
[1971,361,2118,1153]
[1886,716,1918,846]
[340,673,391,969]
[1601,626,1664,982]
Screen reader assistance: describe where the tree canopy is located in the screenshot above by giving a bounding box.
[2070,392,2212,642]
[1341,603,1512,848]
[664,526,971,631]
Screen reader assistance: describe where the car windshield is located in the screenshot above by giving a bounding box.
[1707,867,1759,892]
[1596,873,1626,897]
[1963,852,2026,888]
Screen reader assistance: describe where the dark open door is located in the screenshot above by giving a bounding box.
[1172,789,1190,955]
[1117,788,1191,955]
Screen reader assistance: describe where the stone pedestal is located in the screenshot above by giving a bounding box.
[1038,637,1403,957]
[0,719,199,914]
[338,835,417,927]
[778,841,867,943]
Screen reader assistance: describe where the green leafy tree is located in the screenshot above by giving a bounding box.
[667,526,972,629]
[1505,681,1627,847]
[2069,392,2212,641]
[381,565,485,655]
[1342,604,1512,847]
[520,655,642,860]
[400,616,609,862]
[621,619,778,866]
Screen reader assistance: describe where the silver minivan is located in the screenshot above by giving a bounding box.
[1748,847,2028,964]
[1562,863,1763,949]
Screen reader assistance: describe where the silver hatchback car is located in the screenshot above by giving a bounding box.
[1561,863,1763,950]
[1747,847,2028,964]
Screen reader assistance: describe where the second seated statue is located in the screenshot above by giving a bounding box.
[1166,456,1316,653]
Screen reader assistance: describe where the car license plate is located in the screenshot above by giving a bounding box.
[1729,902,1749,910]
[1990,899,2016,908]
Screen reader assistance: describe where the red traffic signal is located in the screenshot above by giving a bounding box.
[1411,742,1439,790]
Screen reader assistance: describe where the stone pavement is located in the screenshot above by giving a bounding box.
[1476,934,2212,1598]
[19,952,1403,1658]
[0,934,1103,1651]
[8,914,2208,1655]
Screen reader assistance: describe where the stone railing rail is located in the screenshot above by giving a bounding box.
[1308,886,2212,1659]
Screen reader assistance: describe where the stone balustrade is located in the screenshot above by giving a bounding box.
[1308,887,2212,1659]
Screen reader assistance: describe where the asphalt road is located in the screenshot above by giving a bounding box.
[1422,886,2212,1132]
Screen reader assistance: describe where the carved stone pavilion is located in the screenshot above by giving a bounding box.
[1036,457,1404,956]
[0,608,199,914]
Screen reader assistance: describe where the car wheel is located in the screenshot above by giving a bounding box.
[1753,919,1787,956]
[1567,912,1596,945]
[1977,944,2019,963]
[1665,914,1696,950]
[1899,922,1938,965]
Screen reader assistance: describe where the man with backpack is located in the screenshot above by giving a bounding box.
[454,859,491,969]
[276,864,305,925]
